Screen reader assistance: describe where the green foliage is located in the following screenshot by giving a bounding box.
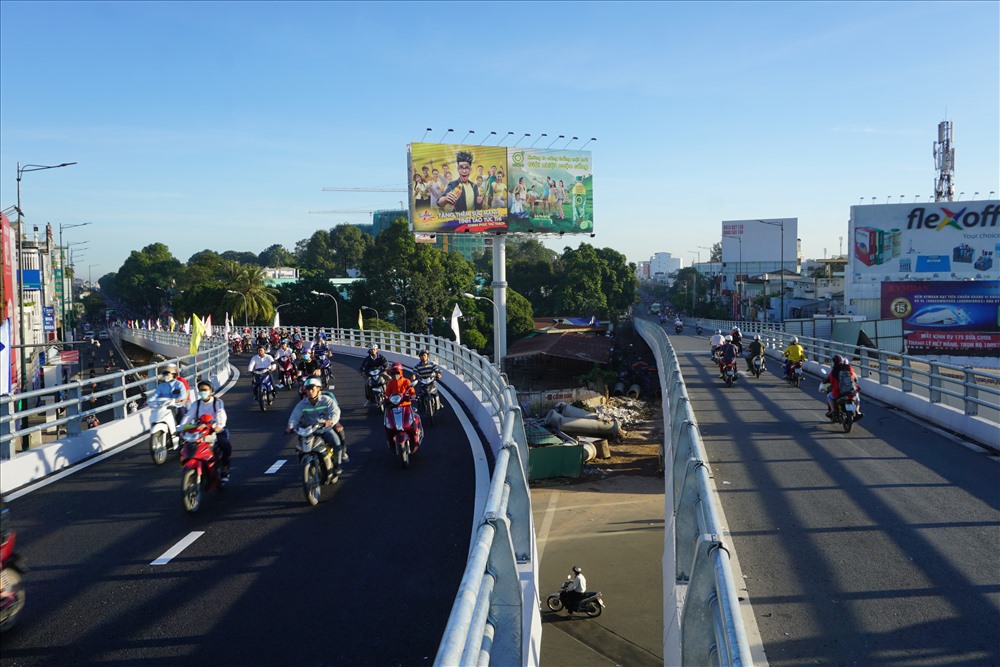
[328,224,373,276]
[258,244,296,268]
[113,243,184,313]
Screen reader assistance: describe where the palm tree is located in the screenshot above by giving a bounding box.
[223,261,278,324]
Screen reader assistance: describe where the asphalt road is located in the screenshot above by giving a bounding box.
[668,330,1000,666]
[2,353,477,667]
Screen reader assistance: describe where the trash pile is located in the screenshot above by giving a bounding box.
[593,397,655,431]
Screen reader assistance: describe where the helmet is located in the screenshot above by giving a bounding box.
[572,565,582,574]
[198,413,215,425]
[368,344,379,353]
[318,333,327,340]
[162,363,178,375]
[419,349,430,357]
[724,335,733,342]
[716,329,722,335]
[305,377,323,389]
[197,380,213,391]
[391,362,404,375]
[832,354,844,366]
[733,327,741,334]
[754,334,761,341]
[280,339,289,345]
[790,336,798,344]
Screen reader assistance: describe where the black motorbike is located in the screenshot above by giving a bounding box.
[546,578,605,618]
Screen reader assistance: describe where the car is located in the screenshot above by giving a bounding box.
[98,331,109,340]
[83,332,94,341]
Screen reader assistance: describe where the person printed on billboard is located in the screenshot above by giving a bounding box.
[436,150,484,212]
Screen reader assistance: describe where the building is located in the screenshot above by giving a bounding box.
[648,252,682,283]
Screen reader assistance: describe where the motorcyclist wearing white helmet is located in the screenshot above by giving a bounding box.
[782,336,807,378]
[718,335,739,377]
[562,565,587,610]
[709,329,725,358]
[286,376,345,474]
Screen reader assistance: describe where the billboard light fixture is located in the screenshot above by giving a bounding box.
[460,130,475,143]
[439,128,453,143]
[580,137,597,149]
[529,133,547,148]
[498,131,514,146]
[421,128,432,141]
[513,133,530,147]
[564,136,579,148]
[547,135,565,149]
[479,131,497,146]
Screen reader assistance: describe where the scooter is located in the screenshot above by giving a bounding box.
[721,360,739,387]
[830,394,858,433]
[276,357,296,390]
[696,324,703,336]
[252,369,276,412]
[366,369,388,413]
[674,323,683,334]
[0,506,28,633]
[415,376,442,426]
[545,577,605,618]
[293,423,342,506]
[785,360,804,387]
[749,355,765,379]
[179,418,224,513]
[317,354,333,388]
[148,395,181,465]
[384,393,423,469]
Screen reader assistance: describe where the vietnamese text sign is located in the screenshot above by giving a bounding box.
[881,280,1000,354]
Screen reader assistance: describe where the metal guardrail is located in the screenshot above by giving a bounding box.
[635,318,754,667]
[0,324,535,666]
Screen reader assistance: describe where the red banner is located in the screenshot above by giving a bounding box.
[903,331,1000,353]
[59,350,80,364]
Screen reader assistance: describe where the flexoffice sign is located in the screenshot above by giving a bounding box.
[905,204,1000,231]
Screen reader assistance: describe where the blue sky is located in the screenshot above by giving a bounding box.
[2,1,997,281]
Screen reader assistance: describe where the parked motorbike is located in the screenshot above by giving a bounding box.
[366,369,388,413]
[384,393,423,469]
[0,506,27,633]
[148,395,181,465]
[276,357,296,390]
[252,369,276,412]
[179,418,224,513]
[293,423,342,506]
[415,376,442,426]
[749,355,765,379]
[785,361,804,387]
[721,360,739,387]
[545,578,605,618]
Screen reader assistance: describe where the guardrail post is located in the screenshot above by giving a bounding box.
[0,399,13,460]
[878,350,889,385]
[111,372,127,421]
[67,382,82,436]
[675,458,708,581]
[680,534,725,666]
[901,357,913,393]
[481,515,522,667]
[502,444,532,563]
[929,362,942,403]
[963,370,979,416]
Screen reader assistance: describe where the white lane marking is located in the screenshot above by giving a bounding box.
[535,491,559,564]
[265,460,287,475]
[151,531,205,565]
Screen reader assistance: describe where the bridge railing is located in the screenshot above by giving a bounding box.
[635,317,754,667]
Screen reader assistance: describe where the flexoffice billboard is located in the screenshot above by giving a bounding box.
[850,201,1000,281]
[881,280,1000,355]
[407,143,593,234]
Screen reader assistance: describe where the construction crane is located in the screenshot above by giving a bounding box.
[308,209,375,215]
[322,186,406,192]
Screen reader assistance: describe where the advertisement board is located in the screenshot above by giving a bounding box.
[407,143,593,235]
[720,218,799,264]
[881,280,1000,355]
[850,201,1000,281]
[1,213,18,392]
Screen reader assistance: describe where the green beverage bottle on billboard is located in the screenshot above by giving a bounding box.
[572,176,587,224]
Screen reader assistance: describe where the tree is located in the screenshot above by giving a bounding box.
[710,242,722,263]
[258,244,296,268]
[595,246,639,318]
[221,261,278,324]
[221,250,259,265]
[328,224,373,276]
[297,231,338,276]
[114,243,184,314]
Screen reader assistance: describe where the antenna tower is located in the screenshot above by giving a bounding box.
[933,120,955,202]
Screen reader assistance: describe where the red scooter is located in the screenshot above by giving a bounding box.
[0,505,27,632]
[180,415,225,513]
[384,393,423,469]
[276,356,296,390]
[785,360,804,387]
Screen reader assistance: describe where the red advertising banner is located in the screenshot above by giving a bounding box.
[59,350,80,364]
[1,213,18,391]
[881,280,1000,355]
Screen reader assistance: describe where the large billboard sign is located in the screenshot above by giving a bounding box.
[407,143,593,235]
[881,280,1000,355]
[720,218,799,265]
[850,201,1000,281]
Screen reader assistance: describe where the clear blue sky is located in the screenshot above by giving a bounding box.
[2,1,997,281]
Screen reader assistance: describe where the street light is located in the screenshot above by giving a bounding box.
[57,222,91,339]
[723,234,742,319]
[362,306,379,322]
[226,290,249,327]
[310,290,340,330]
[758,219,785,323]
[15,160,77,397]
[389,301,407,331]
[463,292,502,368]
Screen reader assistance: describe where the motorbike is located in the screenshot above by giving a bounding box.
[545,578,605,618]
[276,356,296,390]
[231,337,244,355]
[830,394,858,433]
[316,353,333,388]
[749,355,765,379]
[293,423,342,506]
[251,368,276,412]
[0,506,27,633]
[414,376,442,426]
[384,393,423,469]
[674,323,683,334]
[148,395,181,465]
[366,368,388,413]
[179,421,224,513]
[696,324,703,336]
[721,360,739,387]
[785,360,804,387]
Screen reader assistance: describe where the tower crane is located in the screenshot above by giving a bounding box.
[322,186,406,192]
[311,186,407,216]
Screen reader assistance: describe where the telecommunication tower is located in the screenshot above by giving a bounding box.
[933,120,955,202]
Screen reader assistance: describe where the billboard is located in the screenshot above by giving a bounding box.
[407,143,593,235]
[720,218,799,265]
[881,280,1000,355]
[850,202,1000,281]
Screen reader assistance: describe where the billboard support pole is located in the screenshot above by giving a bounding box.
[493,236,507,372]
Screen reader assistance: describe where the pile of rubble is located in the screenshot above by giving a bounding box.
[594,397,656,431]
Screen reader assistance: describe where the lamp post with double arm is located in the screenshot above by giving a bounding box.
[310,291,341,331]
[757,219,785,323]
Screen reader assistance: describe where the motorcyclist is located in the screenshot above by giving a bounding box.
[673,317,683,330]
[730,327,743,353]
[255,330,269,351]
[273,340,297,387]
[286,377,345,475]
[782,336,807,379]
[313,334,330,360]
[248,346,276,394]
[152,362,188,423]
[709,329,725,358]
[745,333,766,371]
[718,335,739,378]
[823,355,863,420]
[296,351,321,377]
[181,380,231,482]
[360,344,390,406]
[561,565,587,611]
[413,349,442,382]
[384,362,422,451]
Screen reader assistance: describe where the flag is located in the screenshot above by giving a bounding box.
[205,314,213,338]
[451,303,462,346]
[224,313,231,339]
[357,309,363,331]
[169,316,176,332]
[190,314,206,355]
[273,310,280,329]
[182,317,191,335]
[0,318,11,395]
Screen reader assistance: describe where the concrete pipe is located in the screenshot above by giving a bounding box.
[627,383,641,399]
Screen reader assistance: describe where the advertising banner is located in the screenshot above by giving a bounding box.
[409,142,509,233]
[506,149,593,234]
[407,143,594,235]
[881,280,1000,354]
[721,218,799,264]
[1,213,17,391]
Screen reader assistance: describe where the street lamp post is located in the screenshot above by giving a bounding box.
[463,292,502,369]
[15,161,77,397]
[226,290,249,327]
[310,291,340,330]
[722,234,742,319]
[758,219,785,323]
[389,302,407,332]
[362,306,379,322]
[58,222,91,340]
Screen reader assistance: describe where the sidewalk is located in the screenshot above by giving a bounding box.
[533,473,666,667]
